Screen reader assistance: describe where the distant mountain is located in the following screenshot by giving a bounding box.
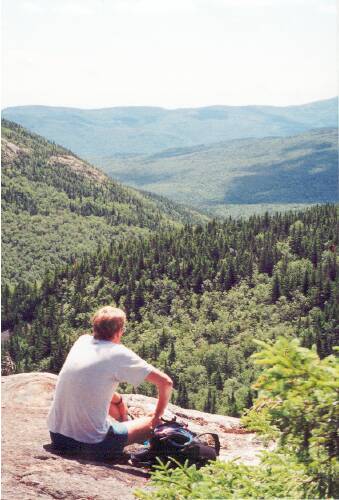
[1,119,207,285]
[2,98,337,162]
[104,128,338,213]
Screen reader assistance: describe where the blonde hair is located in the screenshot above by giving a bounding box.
[91,306,126,340]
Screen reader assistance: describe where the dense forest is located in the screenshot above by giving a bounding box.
[2,119,205,285]
[3,204,337,417]
[2,119,338,497]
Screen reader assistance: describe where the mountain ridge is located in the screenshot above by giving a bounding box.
[3,97,337,160]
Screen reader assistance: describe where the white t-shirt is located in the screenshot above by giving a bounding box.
[47,334,153,443]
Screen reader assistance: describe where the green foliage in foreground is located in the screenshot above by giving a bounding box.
[136,340,339,499]
[246,338,339,497]
[135,454,312,500]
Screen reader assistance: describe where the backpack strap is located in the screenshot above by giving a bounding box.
[196,432,221,456]
[159,431,194,448]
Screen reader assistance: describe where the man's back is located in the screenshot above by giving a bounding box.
[47,334,152,443]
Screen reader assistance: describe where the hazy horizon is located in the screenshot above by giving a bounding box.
[3,95,337,112]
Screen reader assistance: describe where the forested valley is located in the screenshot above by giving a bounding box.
[3,205,337,416]
[1,120,338,497]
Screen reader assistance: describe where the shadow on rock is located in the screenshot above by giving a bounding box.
[43,443,150,479]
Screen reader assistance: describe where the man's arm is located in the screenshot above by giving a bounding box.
[145,368,173,427]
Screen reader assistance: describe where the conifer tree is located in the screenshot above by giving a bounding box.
[168,342,176,364]
[271,273,281,303]
[177,381,189,408]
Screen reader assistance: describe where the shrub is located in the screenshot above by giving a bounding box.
[136,339,338,499]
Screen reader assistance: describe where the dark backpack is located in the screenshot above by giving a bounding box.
[130,420,220,468]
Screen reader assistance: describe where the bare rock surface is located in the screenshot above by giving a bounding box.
[2,373,266,500]
[2,138,31,162]
[47,155,107,184]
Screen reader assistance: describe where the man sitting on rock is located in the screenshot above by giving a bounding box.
[48,306,173,459]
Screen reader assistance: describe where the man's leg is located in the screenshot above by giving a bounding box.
[123,416,153,445]
[109,401,121,421]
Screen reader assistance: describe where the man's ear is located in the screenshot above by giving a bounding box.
[114,329,124,342]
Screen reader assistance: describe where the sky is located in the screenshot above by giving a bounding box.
[2,0,337,109]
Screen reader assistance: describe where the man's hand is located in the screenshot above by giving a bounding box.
[146,410,162,428]
[150,414,163,428]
